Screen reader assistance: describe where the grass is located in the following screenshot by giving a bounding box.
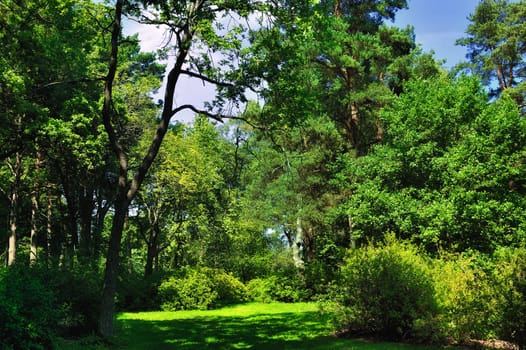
[57,303,453,350]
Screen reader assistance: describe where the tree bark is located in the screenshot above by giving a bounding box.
[293,217,304,269]
[98,195,129,336]
[7,152,22,266]
[145,222,159,277]
[98,0,194,336]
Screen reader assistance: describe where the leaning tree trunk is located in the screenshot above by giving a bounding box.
[98,0,193,336]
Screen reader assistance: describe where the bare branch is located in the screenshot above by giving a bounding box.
[38,77,106,89]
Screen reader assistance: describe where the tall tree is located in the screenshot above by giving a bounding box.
[457,0,526,108]
[344,74,526,253]
[98,0,264,336]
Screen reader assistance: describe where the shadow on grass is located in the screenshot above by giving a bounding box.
[114,310,445,350]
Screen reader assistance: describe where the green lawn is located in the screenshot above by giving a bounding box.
[58,303,452,350]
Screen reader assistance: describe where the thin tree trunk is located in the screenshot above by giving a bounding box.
[293,217,304,269]
[79,184,95,262]
[145,222,159,277]
[30,191,39,264]
[30,151,42,265]
[7,151,22,266]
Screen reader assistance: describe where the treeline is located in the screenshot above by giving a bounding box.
[1,0,525,349]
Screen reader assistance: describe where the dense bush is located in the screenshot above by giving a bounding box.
[117,271,162,311]
[246,275,308,303]
[332,235,438,341]
[158,267,247,311]
[201,267,248,306]
[0,265,59,350]
[430,253,498,344]
[53,268,102,337]
[492,247,526,349]
[0,263,103,349]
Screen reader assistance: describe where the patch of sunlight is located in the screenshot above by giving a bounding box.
[205,336,218,343]
[164,339,199,346]
[117,302,319,322]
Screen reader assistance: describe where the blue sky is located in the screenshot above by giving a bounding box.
[394,0,480,69]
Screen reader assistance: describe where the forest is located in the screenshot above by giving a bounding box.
[1,0,526,349]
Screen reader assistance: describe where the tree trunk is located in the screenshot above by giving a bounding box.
[30,151,42,265]
[293,217,304,269]
[30,191,39,264]
[7,152,22,266]
[98,0,192,336]
[79,184,95,262]
[98,195,129,337]
[145,222,159,277]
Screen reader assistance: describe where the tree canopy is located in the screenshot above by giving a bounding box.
[1,0,526,347]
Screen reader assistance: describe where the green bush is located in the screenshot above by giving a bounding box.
[0,265,58,350]
[491,247,526,349]
[117,271,162,311]
[53,268,102,337]
[246,275,308,303]
[159,267,247,311]
[159,269,217,311]
[201,267,248,306]
[333,235,438,341]
[430,253,497,344]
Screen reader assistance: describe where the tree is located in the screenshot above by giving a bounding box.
[246,0,425,156]
[0,0,110,266]
[97,0,265,336]
[344,74,526,253]
[457,0,526,108]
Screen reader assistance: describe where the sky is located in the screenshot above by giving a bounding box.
[125,1,482,121]
[394,0,480,69]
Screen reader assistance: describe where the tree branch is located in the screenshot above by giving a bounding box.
[180,69,235,88]
[38,77,106,89]
[172,104,225,122]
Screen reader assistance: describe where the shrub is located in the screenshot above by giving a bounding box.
[0,265,58,350]
[159,269,217,311]
[430,253,497,344]
[332,235,438,341]
[246,275,310,303]
[491,247,526,349]
[201,267,248,306]
[53,268,102,337]
[158,267,247,311]
[246,278,273,303]
[117,271,162,311]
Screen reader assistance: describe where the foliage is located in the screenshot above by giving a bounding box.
[331,235,438,341]
[158,267,247,311]
[430,253,497,344]
[0,264,104,349]
[0,265,59,350]
[116,271,163,311]
[200,267,248,306]
[456,0,526,106]
[491,246,526,349]
[53,268,102,337]
[246,275,308,303]
[345,75,526,253]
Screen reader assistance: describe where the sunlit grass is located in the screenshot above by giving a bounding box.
[58,303,453,350]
